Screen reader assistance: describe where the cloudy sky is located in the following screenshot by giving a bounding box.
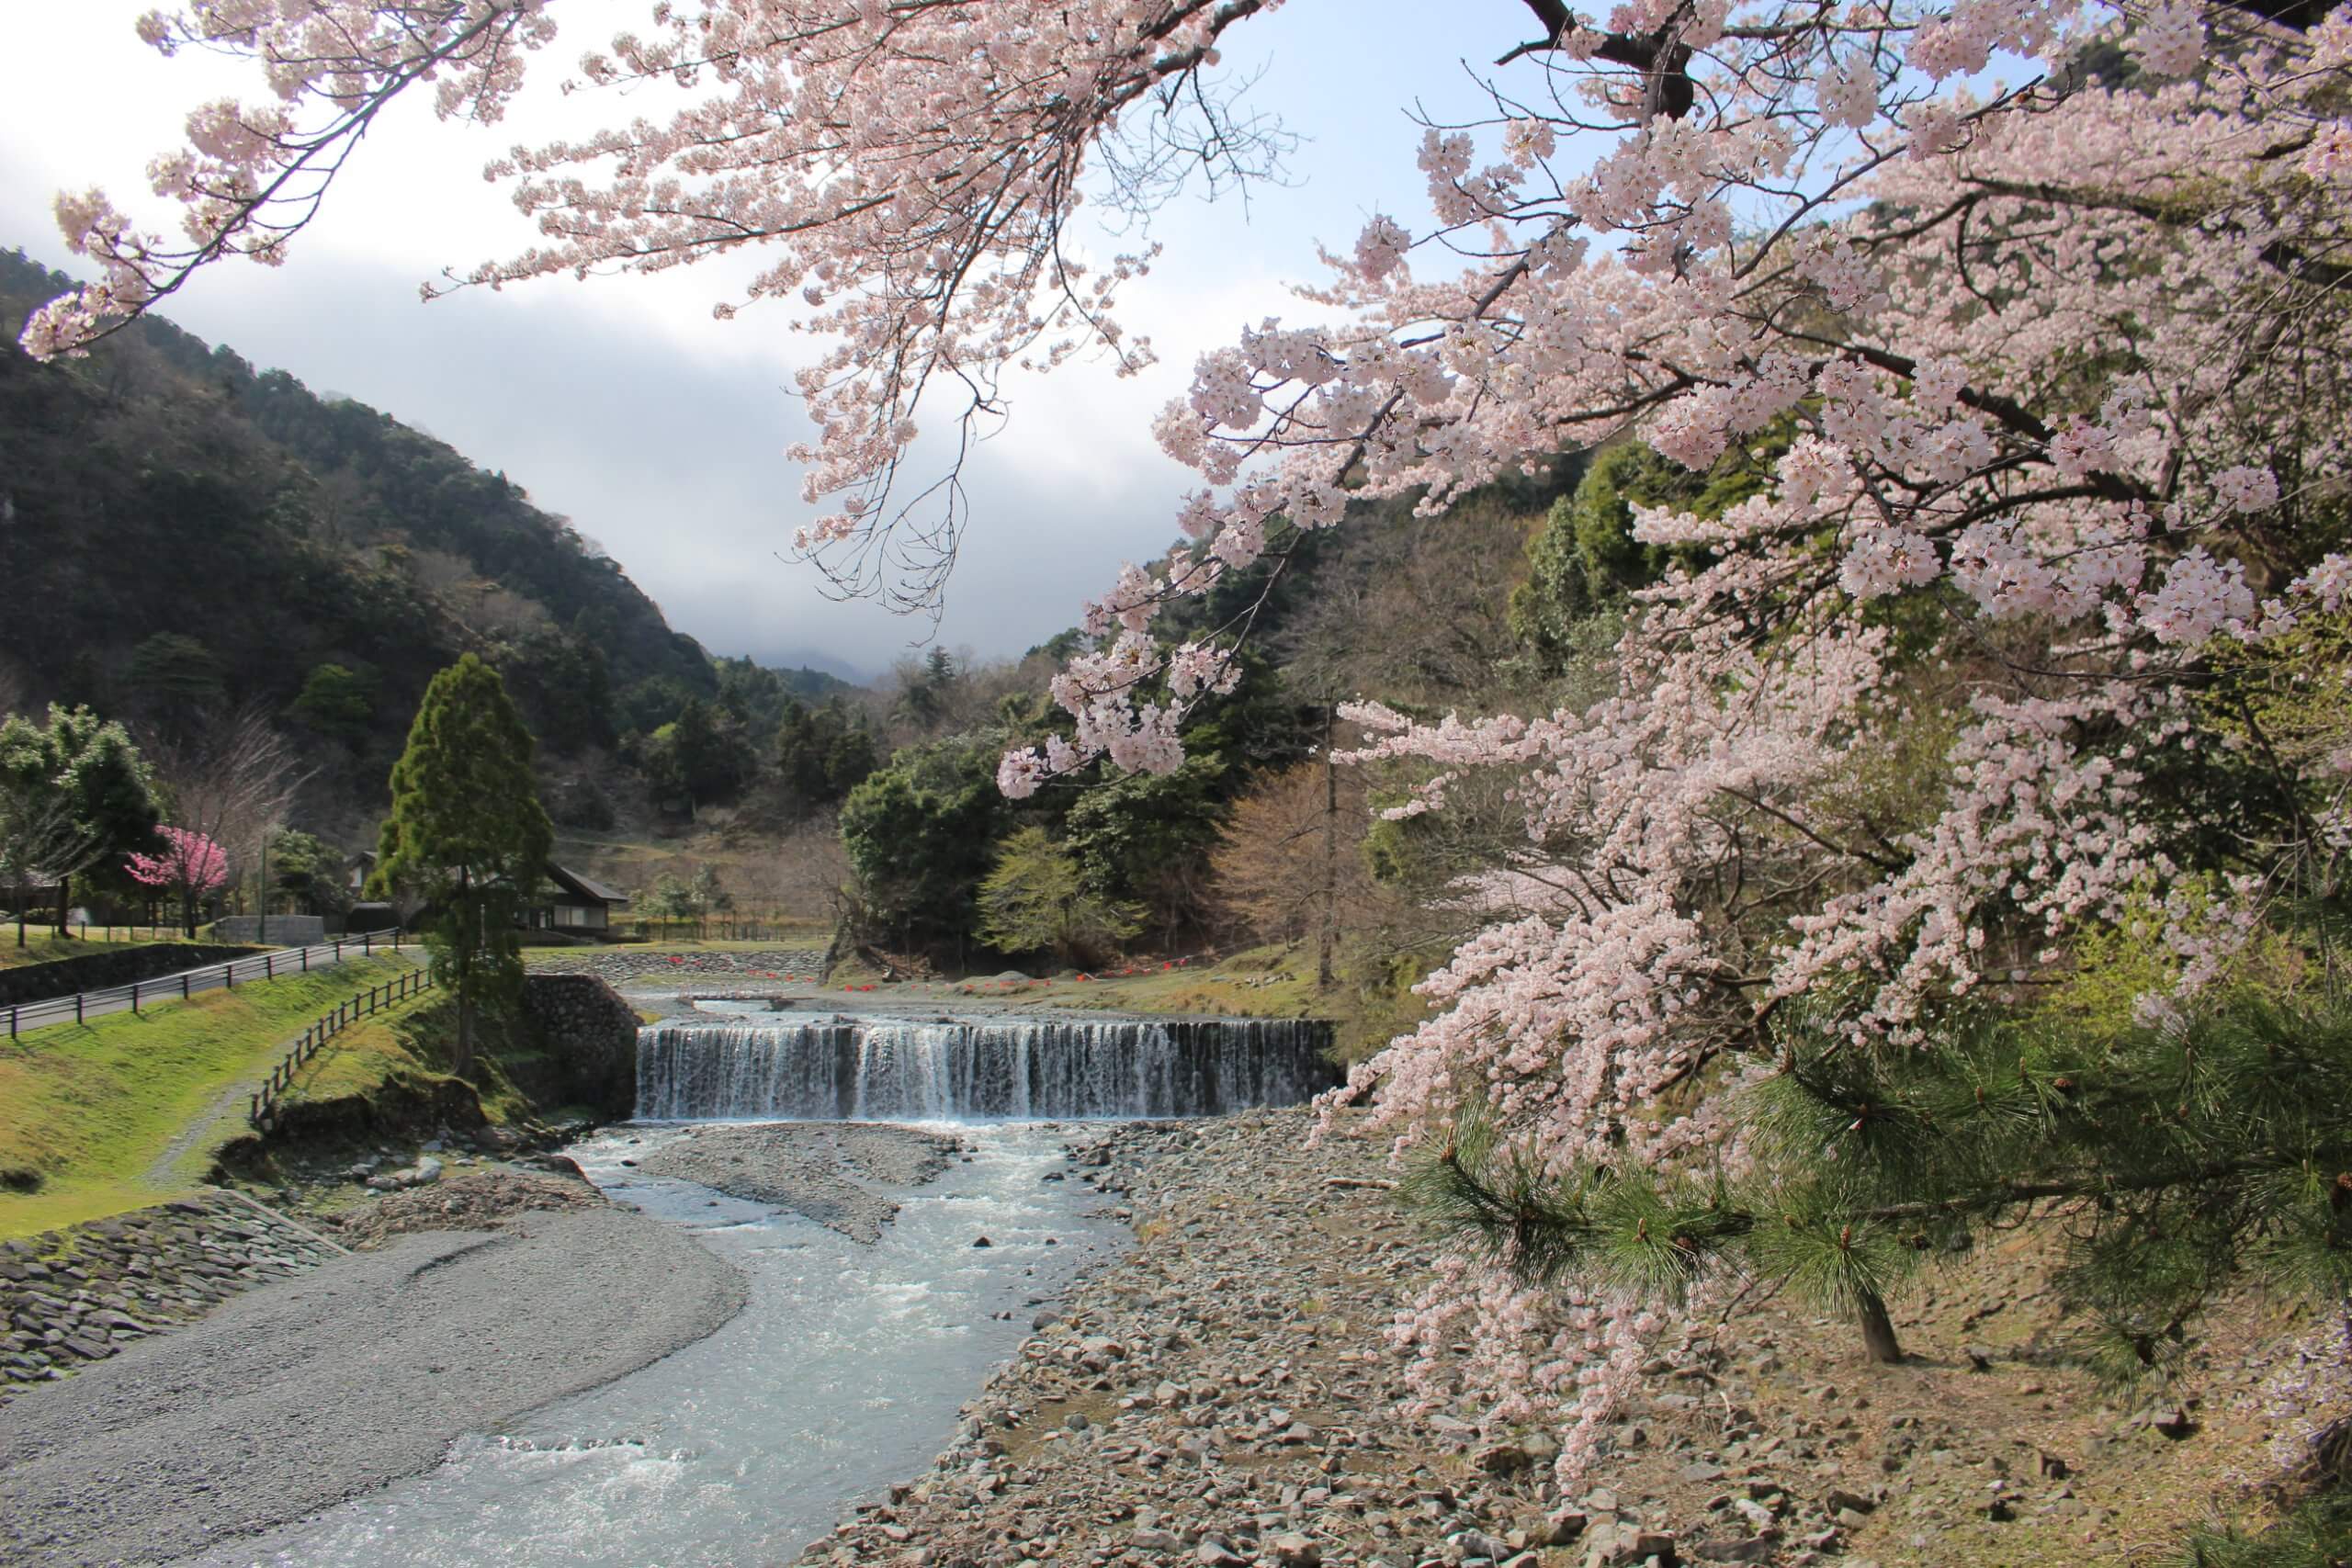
[0,3,1539,681]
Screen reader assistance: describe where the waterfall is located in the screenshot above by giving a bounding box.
[635,1015,1337,1121]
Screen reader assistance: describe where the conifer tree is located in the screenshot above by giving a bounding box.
[1405,985,2352,1377]
[371,656,551,1080]
[0,705,161,936]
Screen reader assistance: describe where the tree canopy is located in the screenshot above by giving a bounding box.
[0,704,161,932]
[29,0,2352,1520]
[373,655,552,1077]
[975,826,1143,967]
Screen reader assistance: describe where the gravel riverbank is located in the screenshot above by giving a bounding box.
[634,1122,963,1243]
[0,1206,746,1568]
[802,1107,2308,1568]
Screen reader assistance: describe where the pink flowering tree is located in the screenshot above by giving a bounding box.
[27,0,2352,1502]
[125,826,230,937]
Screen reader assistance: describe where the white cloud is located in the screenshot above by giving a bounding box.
[0,0,1532,672]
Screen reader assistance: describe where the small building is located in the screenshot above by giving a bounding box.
[529,863,632,932]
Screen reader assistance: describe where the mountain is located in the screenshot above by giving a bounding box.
[767,660,862,699]
[0,248,743,834]
[765,652,870,692]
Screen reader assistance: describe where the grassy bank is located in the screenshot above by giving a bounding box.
[0,928,210,971]
[937,942,1430,1062]
[1019,945,1325,1018]
[0,958,411,1237]
[274,996,566,1129]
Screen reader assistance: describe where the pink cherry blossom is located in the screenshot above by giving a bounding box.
[37,0,2352,1498]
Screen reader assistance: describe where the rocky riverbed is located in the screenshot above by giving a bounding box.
[804,1107,2312,1568]
[326,1164,608,1248]
[632,1122,963,1243]
[0,1099,2308,1568]
[0,1192,345,1404]
[0,1205,746,1568]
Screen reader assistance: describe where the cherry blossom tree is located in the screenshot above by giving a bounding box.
[125,825,231,937]
[27,0,2352,1499]
[138,707,307,926]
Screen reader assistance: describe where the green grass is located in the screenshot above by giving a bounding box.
[274,996,510,1120]
[277,1004,433,1109]
[1023,943,1326,1018]
[278,994,571,1130]
[0,958,410,1238]
[0,926,212,971]
[2165,1489,2352,1567]
[819,942,1331,1017]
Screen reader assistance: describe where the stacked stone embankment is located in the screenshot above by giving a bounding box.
[0,1192,341,1403]
[528,947,829,988]
[518,971,649,1116]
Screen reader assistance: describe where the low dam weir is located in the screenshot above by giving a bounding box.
[637,1013,1337,1121]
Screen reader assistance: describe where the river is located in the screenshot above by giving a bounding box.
[191,1120,1124,1568]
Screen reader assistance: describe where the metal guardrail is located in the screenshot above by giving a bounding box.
[3,928,408,1039]
[250,965,437,1133]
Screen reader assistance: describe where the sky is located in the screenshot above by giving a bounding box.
[0,3,1541,682]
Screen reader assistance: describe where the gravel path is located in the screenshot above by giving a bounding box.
[635,1122,961,1243]
[0,1206,746,1568]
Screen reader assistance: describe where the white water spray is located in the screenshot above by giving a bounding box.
[635,1015,1333,1121]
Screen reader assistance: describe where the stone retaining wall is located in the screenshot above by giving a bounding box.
[0,944,261,1008]
[0,1191,344,1402]
[526,948,829,987]
[519,973,646,1118]
[210,916,328,944]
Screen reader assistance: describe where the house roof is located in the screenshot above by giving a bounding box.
[547,863,631,908]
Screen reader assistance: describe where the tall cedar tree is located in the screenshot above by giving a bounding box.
[371,657,551,1079]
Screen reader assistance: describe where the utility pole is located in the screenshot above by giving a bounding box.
[1318,702,1337,989]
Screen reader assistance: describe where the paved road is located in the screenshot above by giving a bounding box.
[3,931,412,1035]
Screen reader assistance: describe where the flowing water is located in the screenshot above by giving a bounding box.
[191,1123,1123,1568]
[638,1013,1335,1121]
[190,1012,1329,1566]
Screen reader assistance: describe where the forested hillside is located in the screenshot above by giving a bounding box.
[0,248,840,837]
[831,447,1595,1013]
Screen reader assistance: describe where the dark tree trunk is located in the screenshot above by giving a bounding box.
[54,877,70,938]
[1857,1288,1905,1363]
[455,994,476,1082]
[451,865,476,1081]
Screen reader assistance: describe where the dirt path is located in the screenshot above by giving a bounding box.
[141,1075,272,1187]
[139,955,425,1188]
